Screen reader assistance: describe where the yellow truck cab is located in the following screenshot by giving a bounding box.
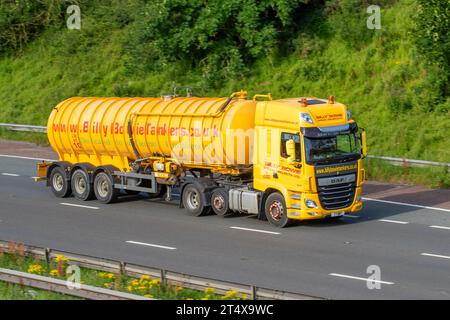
[252,96,366,227]
[37,90,366,228]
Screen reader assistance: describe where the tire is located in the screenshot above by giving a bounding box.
[71,169,95,201]
[182,184,210,216]
[211,188,231,216]
[94,171,119,204]
[49,166,71,198]
[264,192,291,228]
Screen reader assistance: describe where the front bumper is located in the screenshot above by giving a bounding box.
[286,186,363,220]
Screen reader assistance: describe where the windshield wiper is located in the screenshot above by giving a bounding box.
[313,154,359,165]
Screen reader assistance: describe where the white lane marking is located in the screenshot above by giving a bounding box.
[329,273,394,285]
[363,197,450,213]
[421,253,450,260]
[378,219,409,224]
[126,240,176,250]
[1,173,20,177]
[0,154,56,162]
[344,214,359,219]
[60,202,100,210]
[230,226,281,235]
[429,225,450,230]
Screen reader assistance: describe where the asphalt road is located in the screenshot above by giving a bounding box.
[0,156,449,299]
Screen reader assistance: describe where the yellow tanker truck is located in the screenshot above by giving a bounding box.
[36,90,367,227]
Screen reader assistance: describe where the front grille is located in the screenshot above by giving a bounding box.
[317,182,356,210]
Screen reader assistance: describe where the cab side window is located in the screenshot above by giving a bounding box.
[280,132,301,161]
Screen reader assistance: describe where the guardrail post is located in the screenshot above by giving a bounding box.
[119,262,126,276]
[160,269,167,287]
[250,285,257,300]
[45,248,52,267]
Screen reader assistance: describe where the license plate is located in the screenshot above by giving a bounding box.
[331,212,345,217]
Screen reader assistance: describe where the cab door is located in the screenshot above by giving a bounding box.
[278,132,303,190]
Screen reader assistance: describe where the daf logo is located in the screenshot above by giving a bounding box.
[331,177,345,184]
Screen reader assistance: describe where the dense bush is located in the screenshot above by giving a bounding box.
[0,0,67,53]
[125,0,310,84]
[415,0,450,98]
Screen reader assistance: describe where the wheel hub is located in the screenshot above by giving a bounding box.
[97,177,109,198]
[75,176,86,194]
[269,201,283,221]
[213,196,225,210]
[53,174,64,192]
[187,190,200,209]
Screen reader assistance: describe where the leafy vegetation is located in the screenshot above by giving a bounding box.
[0,281,81,300]
[0,244,247,300]
[0,0,448,168]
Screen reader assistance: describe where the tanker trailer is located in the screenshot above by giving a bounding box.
[36,90,367,227]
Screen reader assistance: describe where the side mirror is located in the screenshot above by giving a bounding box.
[360,129,367,158]
[286,139,301,167]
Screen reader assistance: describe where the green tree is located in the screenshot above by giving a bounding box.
[126,0,309,84]
[415,0,450,97]
[0,0,66,53]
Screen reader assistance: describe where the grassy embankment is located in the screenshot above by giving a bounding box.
[0,0,448,187]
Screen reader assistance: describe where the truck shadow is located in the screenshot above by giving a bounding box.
[110,189,449,228]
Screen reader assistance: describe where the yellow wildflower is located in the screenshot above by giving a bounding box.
[224,290,239,299]
[127,286,133,292]
[144,294,153,298]
[242,294,248,300]
[27,264,44,274]
[49,269,59,277]
[140,275,151,281]
[131,279,139,286]
[204,287,215,295]
[54,255,69,263]
[176,286,184,292]
[150,279,160,286]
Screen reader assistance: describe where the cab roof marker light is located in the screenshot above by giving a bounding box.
[329,95,335,104]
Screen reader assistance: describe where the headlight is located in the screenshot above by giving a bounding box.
[305,199,318,209]
[346,110,352,120]
[300,113,314,124]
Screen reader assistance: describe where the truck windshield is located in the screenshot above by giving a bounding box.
[304,133,360,165]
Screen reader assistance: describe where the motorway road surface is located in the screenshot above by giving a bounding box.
[0,146,449,299]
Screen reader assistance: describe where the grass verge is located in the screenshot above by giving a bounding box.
[0,129,49,146]
[0,243,247,300]
[365,158,450,188]
[0,281,81,300]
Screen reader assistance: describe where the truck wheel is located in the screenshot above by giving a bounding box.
[71,169,95,201]
[211,188,231,216]
[182,184,210,216]
[49,166,71,198]
[264,192,291,228]
[94,172,119,203]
